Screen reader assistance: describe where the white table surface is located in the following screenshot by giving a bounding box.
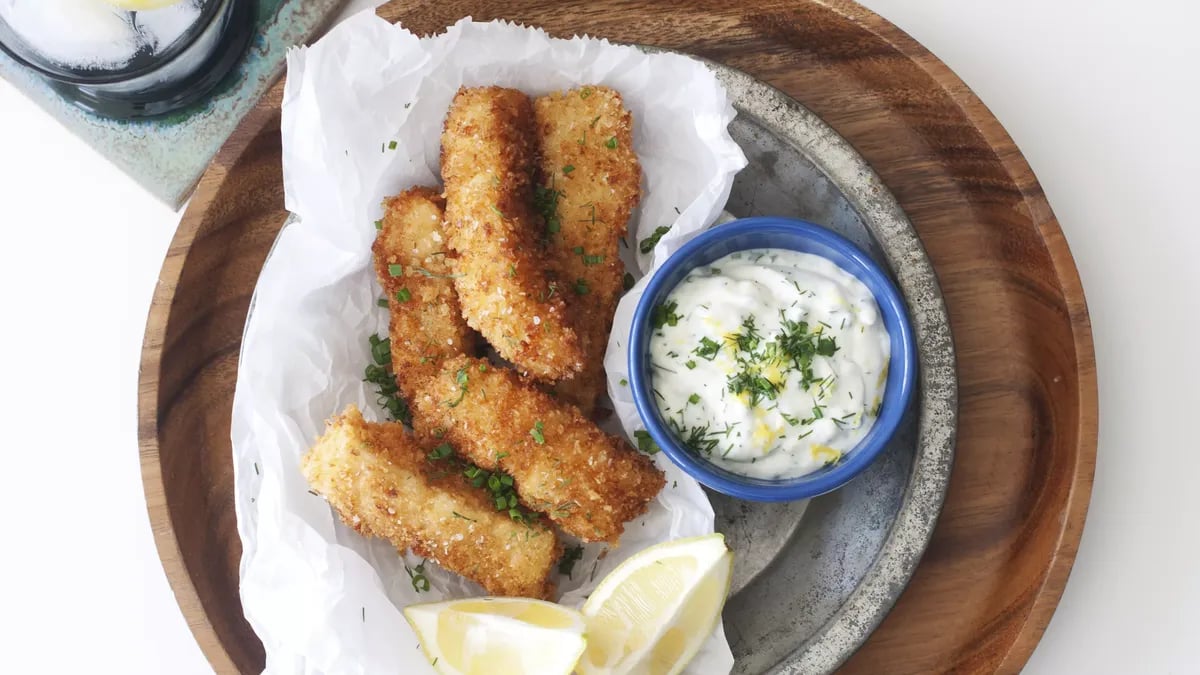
[1,0,1196,673]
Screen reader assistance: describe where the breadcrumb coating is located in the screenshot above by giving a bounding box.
[441,86,583,381]
[372,188,476,401]
[300,406,561,599]
[535,86,641,414]
[410,356,665,544]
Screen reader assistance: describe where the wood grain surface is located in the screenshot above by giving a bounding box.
[137,1,1098,673]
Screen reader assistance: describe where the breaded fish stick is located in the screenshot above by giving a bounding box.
[301,405,561,599]
[372,188,474,401]
[441,86,584,381]
[411,356,665,544]
[534,86,642,414]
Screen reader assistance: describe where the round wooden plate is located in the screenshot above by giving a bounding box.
[138,1,1097,673]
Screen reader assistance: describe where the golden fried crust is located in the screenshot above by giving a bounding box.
[411,356,665,544]
[300,405,561,599]
[372,188,475,401]
[535,86,642,413]
[440,87,584,381]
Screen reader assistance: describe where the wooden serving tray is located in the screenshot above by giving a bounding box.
[138,1,1097,673]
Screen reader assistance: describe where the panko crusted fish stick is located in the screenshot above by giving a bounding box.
[301,405,561,599]
[534,86,642,414]
[440,86,584,381]
[411,356,665,544]
[372,188,474,401]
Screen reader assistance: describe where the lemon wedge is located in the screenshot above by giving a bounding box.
[103,0,183,10]
[403,597,587,675]
[579,533,733,675]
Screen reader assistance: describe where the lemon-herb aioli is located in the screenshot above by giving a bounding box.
[649,248,891,479]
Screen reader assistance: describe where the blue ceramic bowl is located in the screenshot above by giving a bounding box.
[629,217,917,502]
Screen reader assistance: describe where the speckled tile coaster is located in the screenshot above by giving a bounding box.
[0,0,344,208]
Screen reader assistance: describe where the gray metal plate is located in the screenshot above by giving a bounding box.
[706,63,958,674]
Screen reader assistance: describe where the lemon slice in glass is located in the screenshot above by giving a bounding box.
[403,597,587,675]
[579,533,733,675]
[103,0,184,10]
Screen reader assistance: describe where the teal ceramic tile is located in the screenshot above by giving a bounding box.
[0,0,345,208]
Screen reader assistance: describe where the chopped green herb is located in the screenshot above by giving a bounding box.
[452,511,476,522]
[651,300,681,329]
[490,204,506,218]
[623,272,636,291]
[374,219,383,230]
[619,378,628,386]
[590,115,601,128]
[667,418,721,456]
[363,337,411,426]
[580,86,593,99]
[562,165,575,175]
[574,278,590,295]
[530,420,546,444]
[376,298,389,308]
[533,183,563,236]
[508,263,517,277]
[688,393,701,405]
[395,288,412,303]
[427,443,454,461]
[558,545,585,578]
[638,225,671,254]
[388,140,397,150]
[446,368,469,407]
[369,334,391,366]
[388,263,404,276]
[633,429,661,455]
[583,254,604,265]
[605,136,618,149]
[693,336,721,360]
[406,561,430,592]
[685,360,697,370]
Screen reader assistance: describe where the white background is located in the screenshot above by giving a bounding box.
[0,0,1195,673]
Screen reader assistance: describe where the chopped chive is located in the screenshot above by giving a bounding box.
[446,368,469,407]
[574,278,589,295]
[395,288,411,303]
[388,263,403,276]
[388,140,397,150]
[558,545,584,577]
[605,136,618,149]
[623,272,635,291]
[688,393,701,405]
[530,420,545,444]
[376,298,389,307]
[562,165,575,175]
[374,219,383,230]
[639,225,671,254]
[633,429,661,455]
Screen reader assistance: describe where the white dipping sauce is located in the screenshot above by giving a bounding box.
[649,248,891,479]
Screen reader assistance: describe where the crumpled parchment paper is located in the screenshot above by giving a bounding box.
[230,11,747,674]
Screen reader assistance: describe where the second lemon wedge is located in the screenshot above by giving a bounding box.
[578,533,733,675]
[403,597,587,675]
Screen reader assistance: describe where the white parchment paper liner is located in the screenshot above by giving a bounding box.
[231,12,748,674]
